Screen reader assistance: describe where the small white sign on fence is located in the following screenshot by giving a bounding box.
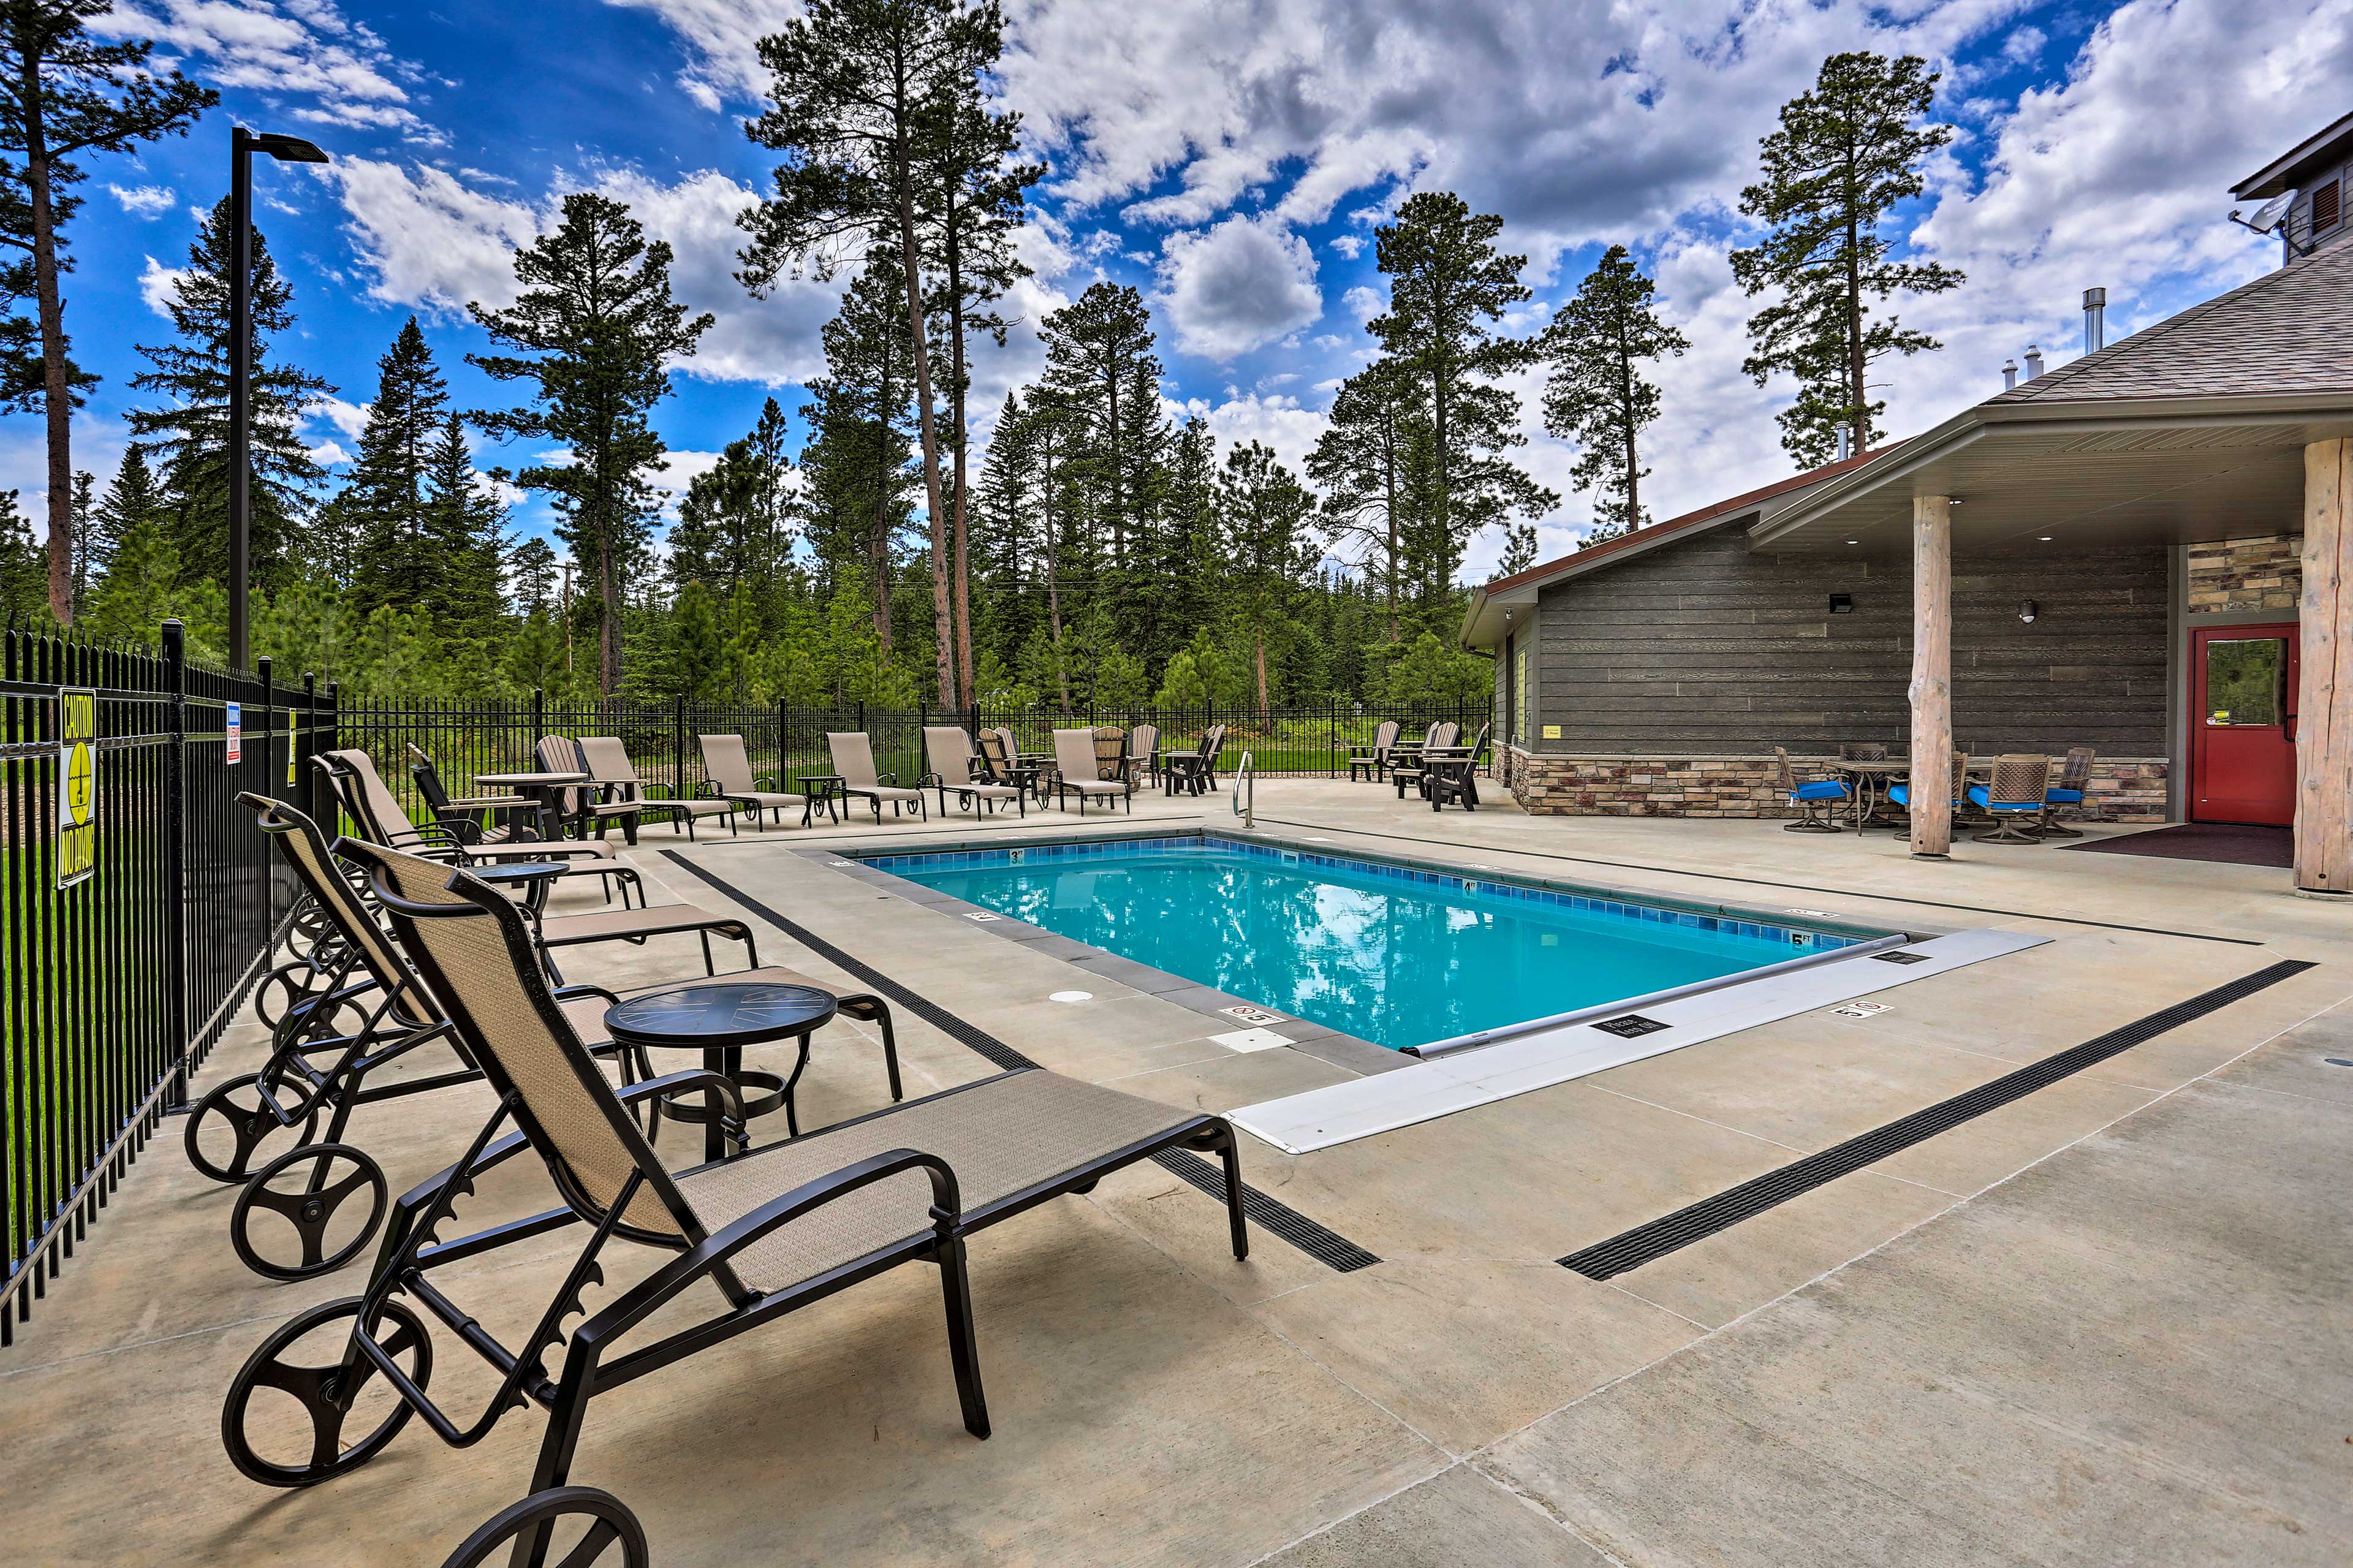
[225,702,241,764]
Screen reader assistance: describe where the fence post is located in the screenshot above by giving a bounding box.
[299,672,317,820]
[256,656,275,960]
[531,687,544,759]
[673,692,688,800]
[159,620,190,1112]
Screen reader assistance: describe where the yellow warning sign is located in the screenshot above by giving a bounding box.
[58,687,96,888]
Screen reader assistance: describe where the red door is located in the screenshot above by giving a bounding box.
[2191,624,2298,825]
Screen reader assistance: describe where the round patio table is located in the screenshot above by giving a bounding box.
[475,770,593,839]
[1830,760,1909,830]
[603,982,837,1161]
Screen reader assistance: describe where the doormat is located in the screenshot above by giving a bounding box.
[2066,822,2291,868]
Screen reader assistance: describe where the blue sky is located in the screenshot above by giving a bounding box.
[12,0,2345,579]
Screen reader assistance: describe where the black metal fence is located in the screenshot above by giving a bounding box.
[1,619,333,1346]
[337,694,1490,825]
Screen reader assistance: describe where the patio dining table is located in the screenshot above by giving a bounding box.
[1832,757,2004,831]
[473,770,593,839]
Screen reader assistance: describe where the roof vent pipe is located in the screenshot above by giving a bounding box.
[2082,287,2107,354]
[1836,426,1850,461]
[2001,358,2018,391]
[2023,344,2045,379]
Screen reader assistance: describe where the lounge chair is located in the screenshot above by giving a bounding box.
[1349,720,1401,782]
[579,735,742,842]
[921,725,1026,817]
[2039,745,2097,836]
[1423,723,1490,812]
[827,732,930,822]
[1968,754,2052,844]
[1051,727,1132,813]
[1390,721,1461,800]
[219,842,1248,1554]
[536,735,643,843]
[1774,746,1851,831]
[697,733,816,828]
[1164,724,1226,796]
[318,749,641,907]
[404,744,538,842]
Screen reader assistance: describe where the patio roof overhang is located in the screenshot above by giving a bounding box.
[1748,392,2353,556]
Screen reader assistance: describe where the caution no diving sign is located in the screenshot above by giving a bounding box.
[58,687,96,889]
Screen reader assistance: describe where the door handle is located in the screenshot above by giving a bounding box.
[2286,713,2297,743]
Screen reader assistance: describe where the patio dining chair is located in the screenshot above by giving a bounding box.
[319,749,640,907]
[2039,746,2098,837]
[1838,742,1889,761]
[1773,746,1851,832]
[218,839,1249,1561]
[920,725,1026,818]
[1349,720,1401,782]
[826,732,930,822]
[697,733,816,829]
[1884,751,1967,832]
[974,728,1040,800]
[403,744,536,843]
[1126,722,1160,790]
[1968,754,2053,844]
[1162,724,1226,796]
[1051,727,1133,813]
[1424,723,1490,812]
[578,736,742,843]
[1390,721,1461,800]
[537,735,642,843]
[1092,725,1128,787]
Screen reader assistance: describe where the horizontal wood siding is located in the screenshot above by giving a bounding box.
[1534,528,2169,754]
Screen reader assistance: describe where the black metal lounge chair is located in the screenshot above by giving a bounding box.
[405,744,540,843]
[219,840,1249,1565]
[578,736,742,842]
[319,749,642,908]
[920,725,1026,817]
[696,733,816,828]
[1051,727,1132,813]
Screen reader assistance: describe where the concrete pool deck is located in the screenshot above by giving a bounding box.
[4,778,2349,1565]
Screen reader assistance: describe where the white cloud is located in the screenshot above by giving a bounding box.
[600,0,800,111]
[99,1,442,143]
[1154,214,1322,360]
[137,256,190,318]
[1167,390,1327,480]
[330,159,847,388]
[1327,233,1363,259]
[109,183,176,218]
[314,396,371,441]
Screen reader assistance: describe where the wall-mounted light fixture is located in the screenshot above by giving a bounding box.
[2018,599,2039,624]
[1829,593,1854,615]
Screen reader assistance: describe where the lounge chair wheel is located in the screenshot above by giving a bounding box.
[222,1296,433,1488]
[231,1143,388,1281]
[186,1072,321,1184]
[439,1487,649,1568]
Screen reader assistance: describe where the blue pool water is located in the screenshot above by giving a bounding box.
[868,836,1869,1051]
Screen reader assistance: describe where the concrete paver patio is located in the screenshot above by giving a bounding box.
[4,779,2348,1566]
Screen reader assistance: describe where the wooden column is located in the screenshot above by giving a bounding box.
[2294,438,2353,892]
[1908,494,1953,858]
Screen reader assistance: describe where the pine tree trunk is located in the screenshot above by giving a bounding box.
[1619,319,1640,528]
[947,232,976,707]
[22,77,73,625]
[1255,632,1269,722]
[1044,436,1069,716]
[1384,411,1401,641]
[893,147,957,711]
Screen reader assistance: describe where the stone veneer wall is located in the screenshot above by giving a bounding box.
[1501,748,2169,823]
[2188,536,2301,613]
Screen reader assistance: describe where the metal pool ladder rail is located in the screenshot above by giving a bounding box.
[1233,750,1255,828]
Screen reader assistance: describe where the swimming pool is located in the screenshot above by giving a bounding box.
[862,835,1881,1052]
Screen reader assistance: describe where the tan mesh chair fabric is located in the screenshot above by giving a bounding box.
[346,839,688,1238]
[697,733,805,811]
[578,737,734,824]
[827,733,925,804]
[673,1070,1191,1293]
[249,795,428,1025]
[923,727,1020,803]
[324,748,425,843]
[1052,729,1126,795]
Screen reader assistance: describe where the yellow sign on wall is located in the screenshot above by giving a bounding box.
[58,687,96,889]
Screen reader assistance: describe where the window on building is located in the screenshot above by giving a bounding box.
[2314,177,2342,235]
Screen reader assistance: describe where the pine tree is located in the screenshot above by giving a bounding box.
[743,0,1006,708]
[1308,358,1428,641]
[508,535,557,618]
[91,442,161,567]
[1216,441,1314,718]
[469,192,711,692]
[1,1,214,621]
[800,250,919,650]
[125,196,333,593]
[345,317,451,616]
[915,4,1040,705]
[64,467,93,609]
[1543,245,1688,542]
[1367,192,1555,584]
[419,412,506,640]
[0,486,43,618]
[1731,51,1962,465]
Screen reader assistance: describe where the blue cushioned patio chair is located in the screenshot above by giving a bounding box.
[2038,746,2097,837]
[1967,753,2052,844]
[1884,751,1966,833]
[1774,746,1850,832]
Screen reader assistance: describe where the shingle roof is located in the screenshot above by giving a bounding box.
[1993,242,2353,404]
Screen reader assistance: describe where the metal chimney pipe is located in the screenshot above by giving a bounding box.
[2002,358,2018,391]
[1836,426,1850,461]
[2023,344,2045,379]
[2082,287,2107,354]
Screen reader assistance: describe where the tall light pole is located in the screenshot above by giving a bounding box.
[228,127,328,672]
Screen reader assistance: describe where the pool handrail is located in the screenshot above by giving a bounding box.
[1233,750,1254,828]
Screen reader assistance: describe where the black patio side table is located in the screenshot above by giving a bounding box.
[796,772,847,824]
[603,982,838,1161]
